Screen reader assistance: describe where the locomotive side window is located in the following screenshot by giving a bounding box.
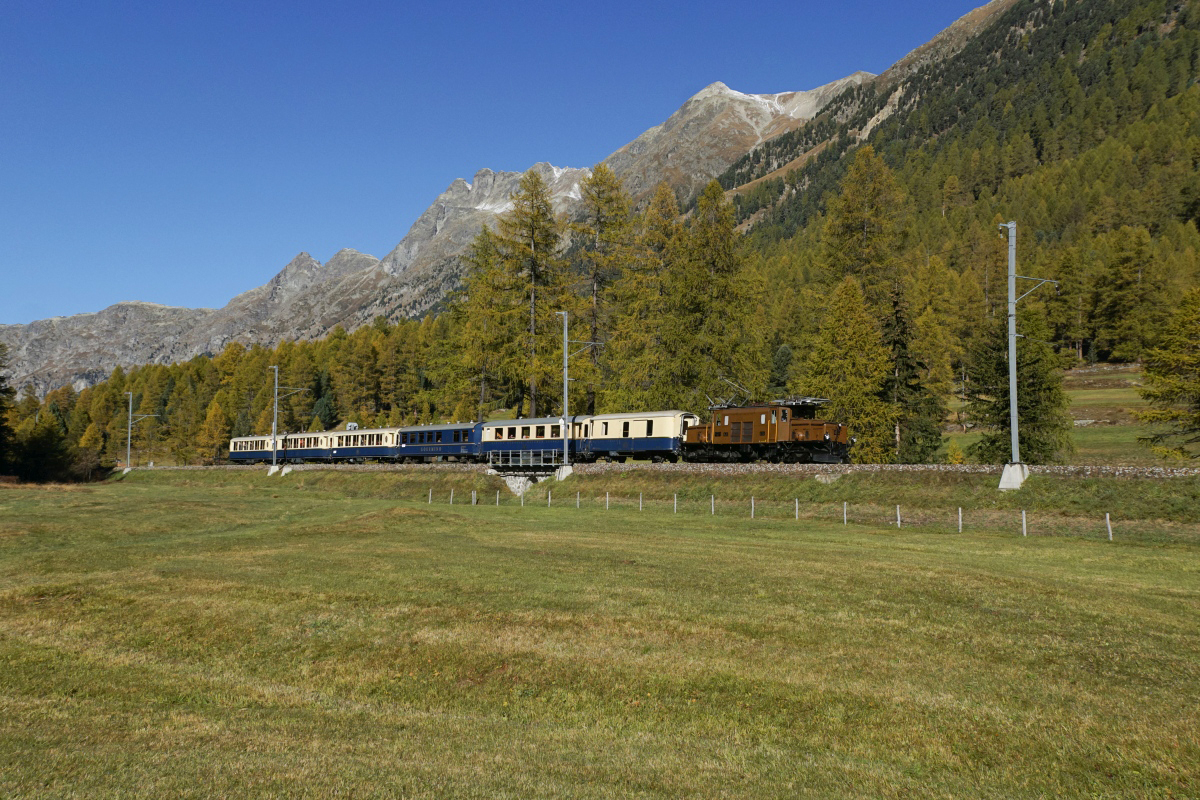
[584,424,590,437]
[760,413,766,424]
[723,415,729,425]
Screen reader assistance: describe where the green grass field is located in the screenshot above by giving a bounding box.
[2,470,1198,798]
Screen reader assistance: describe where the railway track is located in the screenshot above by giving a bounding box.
[146,461,1200,479]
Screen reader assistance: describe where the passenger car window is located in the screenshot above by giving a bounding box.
[646,420,653,436]
[622,421,629,437]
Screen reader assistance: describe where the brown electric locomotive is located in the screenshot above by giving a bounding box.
[682,397,851,463]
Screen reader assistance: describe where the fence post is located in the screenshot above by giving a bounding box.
[639,493,643,512]
[711,495,715,516]
[1022,510,1027,537]
[896,505,901,528]
[751,496,755,519]
[674,493,677,514]
[606,492,609,510]
[577,491,580,509]
[843,501,847,526]
[495,489,499,506]
[1106,513,1113,541]
[428,488,432,504]
[521,492,524,507]
[795,498,798,520]
[958,507,962,533]
[548,490,551,507]
[450,489,454,505]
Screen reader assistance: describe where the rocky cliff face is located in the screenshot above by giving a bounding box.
[0,249,384,395]
[0,69,912,395]
[603,73,873,202]
[373,163,590,319]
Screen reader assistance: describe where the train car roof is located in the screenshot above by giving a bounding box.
[481,416,572,428]
[397,422,478,433]
[583,410,697,421]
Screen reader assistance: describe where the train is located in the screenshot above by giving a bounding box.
[228,397,852,467]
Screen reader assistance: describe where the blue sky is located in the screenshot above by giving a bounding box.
[1,0,985,325]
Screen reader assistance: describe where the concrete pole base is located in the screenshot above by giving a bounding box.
[998,462,1029,491]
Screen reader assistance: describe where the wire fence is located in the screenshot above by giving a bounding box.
[422,488,1198,544]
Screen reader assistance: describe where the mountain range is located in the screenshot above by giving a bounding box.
[0,1,1007,397]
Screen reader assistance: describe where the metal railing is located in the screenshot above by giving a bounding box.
[487,449,565,468]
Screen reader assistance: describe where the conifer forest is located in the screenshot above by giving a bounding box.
[4,0,1200,478]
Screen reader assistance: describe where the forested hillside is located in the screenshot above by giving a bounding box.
[4,0,1200,478]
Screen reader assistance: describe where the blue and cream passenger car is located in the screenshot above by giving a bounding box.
[575,410,700,463]
[479,416,577,468]
[228,434,278,463]
[393,422,481,463]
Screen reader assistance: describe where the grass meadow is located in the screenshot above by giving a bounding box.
[1,469,1198,798]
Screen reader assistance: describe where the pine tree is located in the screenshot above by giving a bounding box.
[574,164,634,413]
[197,400,231,462]
[604,183,680,411]
[792,277,897,464]
[965,314,1073,464]
[881,292,947,463]
[822,145,908,308]
[1091,225,1169,362]
[494,168,567,417]
[454,226,523,420]
[1137,287,1200,458]
[0,343,14,474]
[674,180,767,409]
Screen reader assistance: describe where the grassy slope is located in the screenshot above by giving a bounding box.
[944,365,1171,466]
[1,471,1197,798]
